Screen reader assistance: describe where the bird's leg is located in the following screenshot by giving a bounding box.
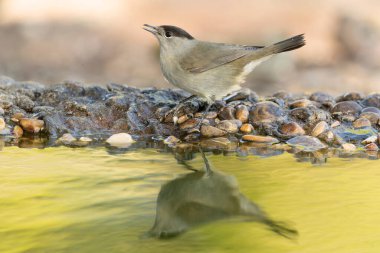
[196,96,215,129]
[198,145,212,175]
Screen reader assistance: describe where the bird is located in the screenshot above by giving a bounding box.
[143,24,305,117]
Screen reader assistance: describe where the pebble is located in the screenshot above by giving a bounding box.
[331,101,362,116]
[179,118,200,131]
[336,92,363,102]
[280,122,305,136]
[176,114,190,124]
[235,105,249,123]
[362,107,380,114]
[200,125,226,138]
[341,143,356,152]
[106,133,135,148]
[194,111,218,119]
[240,123,253,133]
[0,107,4,116]
[19,118,44,133]
[359,112,380,125]
[218,106,236,120]
[216,120,239,133]
[13,125,23,138]
[361,135,378,145]
[331,120,341,128]
[286,136,327,152]
[365,143,379,151]
[289,99,313,109]
[163,135,180,145]
[309,92,335,104]
[362,94,380,108]
[353,118,372,128]
[79,137,92,142]
[242,135,279,144]
[58,133,77,145]
[311,121,329,137]
[0,118,5,130]
[11,112,25,123]
[250,101,283,123]
[201,137,232,149]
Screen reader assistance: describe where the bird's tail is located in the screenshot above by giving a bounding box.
[268,34,306,54]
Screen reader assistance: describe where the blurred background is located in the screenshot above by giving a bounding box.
[0,0,379,95]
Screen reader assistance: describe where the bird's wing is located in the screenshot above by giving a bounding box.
[180,42,264,73]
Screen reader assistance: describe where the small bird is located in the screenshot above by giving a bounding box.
[143,24,305,112]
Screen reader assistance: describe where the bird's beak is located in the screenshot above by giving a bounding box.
[143,24,158,35]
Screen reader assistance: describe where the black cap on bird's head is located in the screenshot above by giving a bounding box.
[143,24,194,40]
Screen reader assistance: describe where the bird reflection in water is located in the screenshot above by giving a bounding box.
[146,147,297,239]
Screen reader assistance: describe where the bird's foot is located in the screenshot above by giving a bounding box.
[160,95,205,124]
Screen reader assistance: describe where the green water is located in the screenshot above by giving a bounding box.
[1,145,380,253]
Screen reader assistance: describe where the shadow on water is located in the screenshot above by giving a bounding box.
[145,146,298,240]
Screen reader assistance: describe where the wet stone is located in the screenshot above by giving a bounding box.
[286,135,327,152]
[177,114,190,125]
[361,135,378,144]
[0,107,4,116]
[353,118,372,128]
[359,112,380,125]
[311,121,329,137]
[331,101,362,117]
[336,92,363,102]
[218,106,236,120]
[106,133,135,148]
[279,122,305,136]
[250,101,284,123]
[362,94,380,108]
[57,133,77,145]
[333,126,378,143]
[0,118,5,130]
[331,120,341,128]
[11,112,24,122]
[235,105,249,123]
[240,123,254,133]
[179,118,201,131]
[201,137,232,149]
[194,111,218,119]
[309,92,335,104]
[289,99,313,109]
[13,125,23,138]
[79,136,92,142]
[164,135,180,146]
[341,143,356,152]
[365,143,379,151]
[200,125,226,138]
[242,135,279,144]
[362,107,380,114]
[216,120,239,133]
[19,118,44,133]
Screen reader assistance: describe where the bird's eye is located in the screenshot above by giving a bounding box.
[165,31,172,38]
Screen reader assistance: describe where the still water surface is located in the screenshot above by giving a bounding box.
[1,145,380,253]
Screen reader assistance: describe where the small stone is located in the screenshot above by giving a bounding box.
[0,118,5,130]
[311,121,329,137]
[353,118,372,128]
[201,137,232,149]
[179,118,201,131]
[331,121,341,128]
[11,112,25,123]
[79,137,92,142]
[242,135,279,144]
[216,120,239,133]
[106,133,135,148]
[331,101,362,116]
[194,111,218,119]
[361,135,378,145]
[250,101,284,123]
[336,92,363,102]
[341,143,356,152]
[365,143,379,151]
[13,125,23,138]
[280,122,305,136]
[164,135,180,145]
[362,94,380,108]
[19,118,44,133]
[309,92,335,104]
[177,114,190,124]
[359,112,380,125]
[235,105,249,123]
[286,136,327,152]
[289,99,313,109]
[58,133,77,145]
[200,125,226,138]
[362,107,380,114]
[218,106,236,120]
[0,107,4,116]
[240,123,254,133]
